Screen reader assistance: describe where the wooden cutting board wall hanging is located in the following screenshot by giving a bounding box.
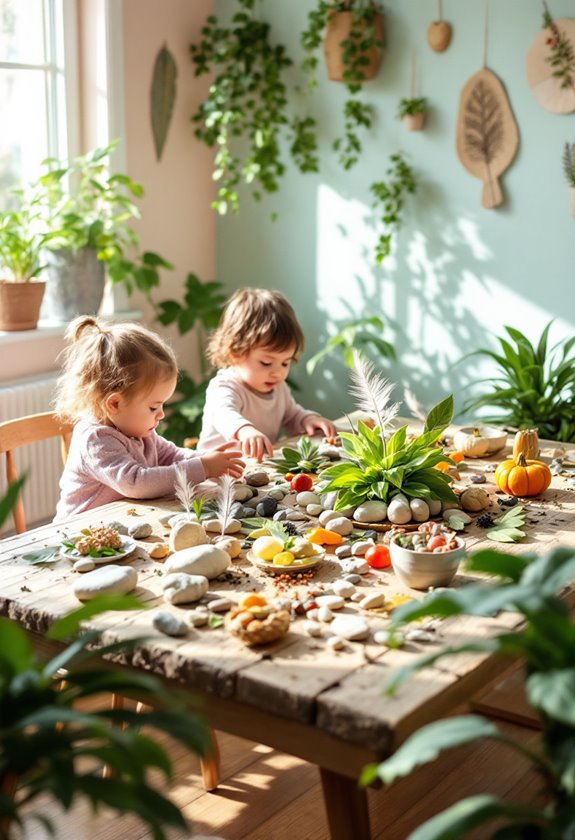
[455,5,519,210]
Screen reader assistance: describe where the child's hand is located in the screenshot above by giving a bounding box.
[201,441,245,479]
[236,425,274,462]
[303,414,336,438]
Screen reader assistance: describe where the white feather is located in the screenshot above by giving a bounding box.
[350,351,400,438]
[403,387,427,423]
[216,474,236,536]
[174,464,194,517]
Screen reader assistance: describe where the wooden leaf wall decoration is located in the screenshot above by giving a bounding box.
[151,45,177,162]
[456,68,519,209]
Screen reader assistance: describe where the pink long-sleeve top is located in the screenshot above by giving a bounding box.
[197,369,316,451]
[54,418,206,521]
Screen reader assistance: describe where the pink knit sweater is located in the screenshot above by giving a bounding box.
[54,419,206,521]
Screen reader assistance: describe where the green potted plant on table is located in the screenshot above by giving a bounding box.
[319,353,458,510]
[0,204,46,332]
[362,544,575,839]
[397,96,428,131]
[25,140,172,323]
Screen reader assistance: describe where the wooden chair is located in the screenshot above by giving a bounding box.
[0,411,73,533]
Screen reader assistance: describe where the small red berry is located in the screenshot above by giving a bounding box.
[365,544,391,569]
[290,473,314,493]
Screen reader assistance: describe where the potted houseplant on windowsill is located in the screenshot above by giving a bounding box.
[397,96,428,131]
[26,140,172,323]
[0,206,46,332]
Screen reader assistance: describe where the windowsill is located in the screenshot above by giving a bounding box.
[0,310,142,345]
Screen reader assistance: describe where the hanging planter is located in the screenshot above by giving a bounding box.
[397,98,428,131]
[427,0,452,52]
[322,2,385,83]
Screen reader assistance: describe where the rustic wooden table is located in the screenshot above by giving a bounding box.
[1,424,574,840]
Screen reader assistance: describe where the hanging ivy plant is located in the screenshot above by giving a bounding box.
[370,152,417,265]
[301,0,384,170]
[189,0,318,215]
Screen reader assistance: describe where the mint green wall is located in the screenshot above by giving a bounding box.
[216,1,574,423]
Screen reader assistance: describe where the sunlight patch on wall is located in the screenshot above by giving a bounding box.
[316,183,396,321]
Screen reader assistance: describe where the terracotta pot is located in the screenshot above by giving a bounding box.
[402,111,426,131]
[0,280,46,331]
[427,20,452,52]
[323,9,384,82]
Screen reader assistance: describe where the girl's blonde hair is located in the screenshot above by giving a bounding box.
[207,288,304,368]
[54,316,178,423]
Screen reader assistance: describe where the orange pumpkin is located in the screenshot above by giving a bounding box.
[494,453,551,497]
[512,428,539,461]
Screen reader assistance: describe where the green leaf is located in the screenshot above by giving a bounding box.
[0,476,26,529]
[151,45,177,161]
[208,614,224,629]
[527,669,575,725]
[20,546,59,564]
[367,716,500,784]
[407,795,545,840]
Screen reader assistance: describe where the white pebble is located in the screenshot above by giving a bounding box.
[330,615,370,641]
[303,621,322,637]
[326,517,354,536]
[326,635,345,651]
[73,565,138,601]
[73,558,95,573]
[350,592,365,603]
[353,500,388,523]
[315,595,345,611]
[128,522,153,539]
[351,539,374,557]
[319,509,339,526]
[331,580,356,598]
[306,504,324,516]
[296,491,321,506]
[208,597,234,613]
[187,609,209,627]
[317,606,334,622]
[152,611,188,637]
[359,592,386,610]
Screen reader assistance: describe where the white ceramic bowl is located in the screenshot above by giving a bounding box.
[455,425,507,455]
[389,536,466,590]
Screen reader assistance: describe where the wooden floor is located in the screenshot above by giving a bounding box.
[17,669,547,840]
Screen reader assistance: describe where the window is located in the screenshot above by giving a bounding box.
[0,0,77,210]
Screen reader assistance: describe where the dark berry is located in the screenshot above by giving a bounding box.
[476,514,495,528]
[282,521,299,536]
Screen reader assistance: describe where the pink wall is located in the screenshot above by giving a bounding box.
[122,0,216,377]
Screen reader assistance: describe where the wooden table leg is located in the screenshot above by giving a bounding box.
[320,767,371,840]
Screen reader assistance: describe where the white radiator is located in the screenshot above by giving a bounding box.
[0,374,62,534]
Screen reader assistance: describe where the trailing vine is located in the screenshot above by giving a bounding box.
[301,0,383,170]
[189,0,318,215]
[370,152,417,265]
